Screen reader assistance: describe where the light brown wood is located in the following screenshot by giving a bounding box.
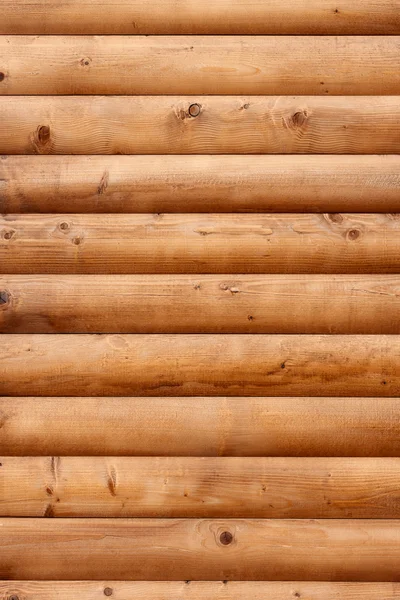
[1,396,399,457]
[1,37,399,95]
[0,334,398,397]
[2,582,400,600]
[2,518,400,580]
[2,274,400,334]
[2,2,400,591]
[1,96,399,155]
[2,155,399,214]
[2,214,400,274]
[3,456,400,518]
[1,0,400,34]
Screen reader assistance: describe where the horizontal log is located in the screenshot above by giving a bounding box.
[1,37,399,95]
[2,275,400,334]
[1,397,399,457]
[1,582,399,600]
[2,518,400,580]
[0,335,399,397]
[1,0,400,34]
[3,456,400,518]
[1,96,399,155]
[1,214,400,274]
[2,155,400,214]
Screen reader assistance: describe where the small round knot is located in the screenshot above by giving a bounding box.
[59,221,70,232]
[104,588,113,597]
[72,236,81,245]
[291,110,308,127]
[2,229,15,241]
[9,595,20,600]
[188,103,201,118]
[80,57,92,67]
[347,228,360,241]
[220,531,233,545]
[0,73,5,82]
[37,125,51,145]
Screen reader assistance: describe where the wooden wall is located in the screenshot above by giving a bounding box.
[1,1,400,598]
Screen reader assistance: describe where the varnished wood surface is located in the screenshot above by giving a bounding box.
[2,274,400,334]
[2,155,399,214]
[2,518,400,580]
[0,335,399,397]
[2,0,400,591]
[1,37,399,96]
[3,456,400,518]
[2,581,400,600]
[2,214,400,274]
[1,96,399,155]
[1,396,399,457]
[1,0,399,34]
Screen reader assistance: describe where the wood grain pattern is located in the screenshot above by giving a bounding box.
[1,396,399,457]
[2,214,400,274]
[2,0,400,590]
[2,582,400,600]
[3,456,400,518]
[1,96,399,155]
[2,518,400,580]
[0,334,398,397]
[1,37,399,95]
[2,155,399,214]
[1,0,400,34]
[2,274,400,334]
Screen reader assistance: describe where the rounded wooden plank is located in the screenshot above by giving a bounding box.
[1,214,400,274]
[0,96,399,155]
[1,0,399,34]
[2,456,400,518]
[2,274,400,334]
[1,582,399,600]
[1,37,399,95]
[1,518,400,580]
[2,155,399,214]
[0,334,398,397]
[1,397,398,457]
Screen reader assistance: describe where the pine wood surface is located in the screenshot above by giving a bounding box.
[1,97,399,155]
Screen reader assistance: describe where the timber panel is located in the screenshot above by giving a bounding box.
[1,214,400,274]
[2,518,400,581]
[0,334,399,397]
[1,2,400,596]
[2,582,400,600]
[1,37,399,96]
[1,397,399,457]
[2,456,400,518]
[2,275,400,334]
[1,0,400,34]
[1,97,400,155]
[2,156,399,214]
